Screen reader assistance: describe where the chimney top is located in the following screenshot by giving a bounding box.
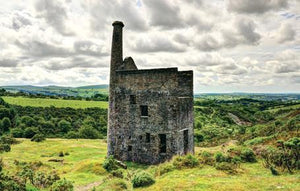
[112,21,124,27]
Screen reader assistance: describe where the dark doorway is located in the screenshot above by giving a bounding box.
[130,95,136,104]
[146,133,150,143]
[140,105,148,116]
[183,130,189,154]
[159,134,166,153]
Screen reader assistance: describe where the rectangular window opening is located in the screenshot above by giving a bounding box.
[130,95,136,104]
[146,133,150,143]
[128,145,132,151]
[159,134,166,153]
[140,105,148,116]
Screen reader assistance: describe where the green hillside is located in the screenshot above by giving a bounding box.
[1,96,108,109]
[1,85,108,97]
[0,95,299,190]
[0,139,298,191]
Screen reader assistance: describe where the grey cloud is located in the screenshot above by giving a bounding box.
[15,39,108,58]
[267,50,300,74]
[16,40,72,58]
[185,0,203,7]
[235,18,261,44]
[89,1,147,32]
[290,75,300,83]
[143,0,184,29]
[73,40,108,57]
[185,14,213,32]
[0,59,18,67]
[173,33,191,45]
[196,18,260,51]
[196,35,221,51]
[226,0,288,14]
[35,0,72,35]
[277,23,295,43]
[12,12,32,30]
[274,62,300,73]
[186,53,228,67]
[130,36,186,53]
[215,63,247,75]
[43,56,107,70]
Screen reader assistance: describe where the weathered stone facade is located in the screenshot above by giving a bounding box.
[107,21,194,164]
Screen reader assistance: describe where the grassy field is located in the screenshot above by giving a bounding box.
[1,96,108,109]
[266,103,300,112]
[0,139,299,191]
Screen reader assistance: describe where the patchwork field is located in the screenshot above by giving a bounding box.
[0,139,299,191]
[1,96,108,109]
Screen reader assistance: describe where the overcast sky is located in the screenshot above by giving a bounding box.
[0,0,299,93]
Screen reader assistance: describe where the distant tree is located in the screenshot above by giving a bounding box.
[20,116,36,127]
[40,121,55,135]
[31,134,46,142]
[65,131,80,139]
[99,116,107,127]
[1,117,11,132]
[58,120,71,133]
[0,108,11,120]
[83,116,96,127]
[194,121,202,129]
[11,128,24,138]
[79,125,99,139]
[24,127,39,138]
[0,97,9,107]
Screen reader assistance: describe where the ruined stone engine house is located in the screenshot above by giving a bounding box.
[107,21,194,164]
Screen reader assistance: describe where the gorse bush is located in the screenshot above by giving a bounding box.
[215,162,238,174]
[33,171,60,188]
[240,148,256,163]
[227,147,256,163]
[260,137,299,173]
[0,173,26,191]
[155,163,175,176]
[111,169,124,178]
[173,154,199,169]
[0,135,19,153]
[78,125,100,139]
[102,156,120,172]
[31,134,46,142]
[198,151,214,165]
[13,160,73,190]
[132,171,155,188]
[50,178,74,191]
[0,135,18,145]
[215,152,231,163]
[0,144,11,153]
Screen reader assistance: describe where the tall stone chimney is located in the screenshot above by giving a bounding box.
[108,21,124,156]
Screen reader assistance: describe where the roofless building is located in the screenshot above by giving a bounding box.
[107,21,194,164]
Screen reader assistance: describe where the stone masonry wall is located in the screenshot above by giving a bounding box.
[108,21,194,164]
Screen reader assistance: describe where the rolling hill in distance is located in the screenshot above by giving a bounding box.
[1,85,299,101]
[1,85,109,97]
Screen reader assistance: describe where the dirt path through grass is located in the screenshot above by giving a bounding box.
[75,180,103,191]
